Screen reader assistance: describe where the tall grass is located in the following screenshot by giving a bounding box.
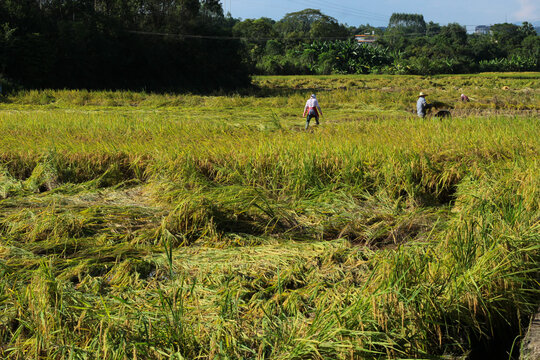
[0,73,539,359]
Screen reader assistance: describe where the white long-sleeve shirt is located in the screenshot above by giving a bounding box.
[417,97,427,117]
[304,97,322,117]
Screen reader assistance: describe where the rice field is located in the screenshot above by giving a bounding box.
[0,73,539,359]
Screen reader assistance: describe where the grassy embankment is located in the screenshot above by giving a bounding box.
[0,73,539,359]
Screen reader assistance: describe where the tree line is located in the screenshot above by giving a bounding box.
[1,3,539,91]
[234,9,540,76]
[0,0,249,91]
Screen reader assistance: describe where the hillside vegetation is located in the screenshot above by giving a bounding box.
[1,2,539,91]
[0,73,539,359]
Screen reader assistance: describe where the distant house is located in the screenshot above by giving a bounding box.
[355,34,378,45]
[475,25,490,35]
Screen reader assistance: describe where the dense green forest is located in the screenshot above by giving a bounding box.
[0,0,250,91]
[0,2,539,90]
[234,10,540,76]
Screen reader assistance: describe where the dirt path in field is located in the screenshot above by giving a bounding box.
[404,108,540,118]
[522,308,540,360]
[448,109,540,117]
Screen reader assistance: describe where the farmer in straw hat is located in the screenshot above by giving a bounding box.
[416,92,432,118]
[303,94,323,129]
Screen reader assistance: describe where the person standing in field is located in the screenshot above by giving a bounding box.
[303,94,323,129]
[416,92,432,118]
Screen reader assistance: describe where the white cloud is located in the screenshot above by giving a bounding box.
[513,0,539,21]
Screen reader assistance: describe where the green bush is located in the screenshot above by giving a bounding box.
[478,55,539,72]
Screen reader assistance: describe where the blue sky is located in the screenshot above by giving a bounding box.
[224,0,540,29]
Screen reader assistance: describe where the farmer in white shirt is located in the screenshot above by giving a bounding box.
[416,92,432,118]
[303,94,323,129]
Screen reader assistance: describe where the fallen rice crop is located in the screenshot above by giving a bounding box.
[0,73,539,359]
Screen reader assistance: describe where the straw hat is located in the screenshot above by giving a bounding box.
[418,92,428,97]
